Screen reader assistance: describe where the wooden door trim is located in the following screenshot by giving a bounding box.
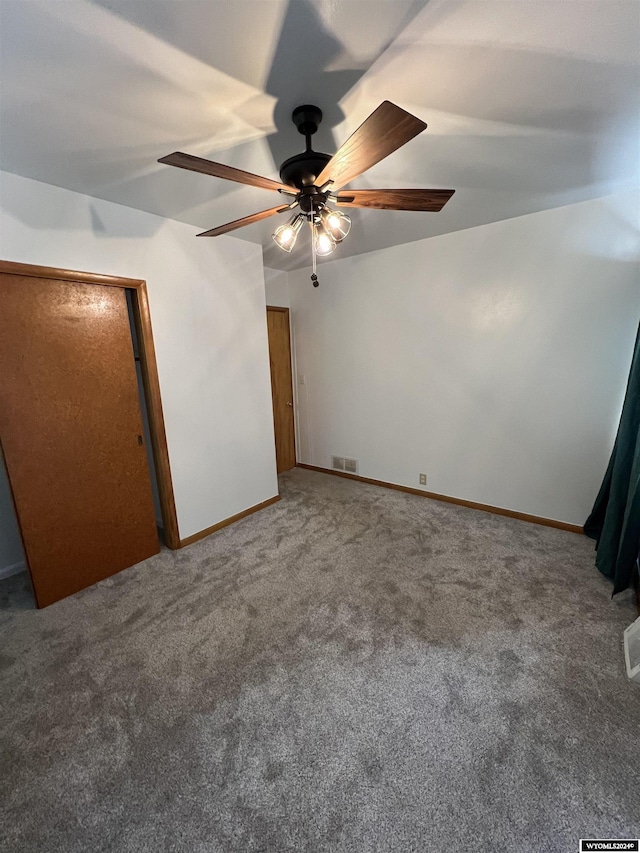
[266,306,297,471]
[130,282,179,549]
[0,260,180,549]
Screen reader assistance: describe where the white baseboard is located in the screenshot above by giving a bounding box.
[0,561,27,580]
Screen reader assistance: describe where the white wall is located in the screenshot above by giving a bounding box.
[264,267,290,308]
[289,191,640,526]
[0,170,278,556]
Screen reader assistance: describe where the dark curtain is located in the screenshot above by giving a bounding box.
[584,321,640,595]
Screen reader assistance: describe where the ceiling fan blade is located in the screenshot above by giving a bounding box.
[158,152,296,193]
[196,204,291,237]
[336,188,455,212]
[315,101,427,191]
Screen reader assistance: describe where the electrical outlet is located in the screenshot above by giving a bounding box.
[419,473,427,486]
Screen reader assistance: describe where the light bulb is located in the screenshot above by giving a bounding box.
[314,224,336,256]
[277,226,294,247]
[272,214,304,252]
[322,208,351,242]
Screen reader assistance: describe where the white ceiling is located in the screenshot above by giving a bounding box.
[1,0,639,271]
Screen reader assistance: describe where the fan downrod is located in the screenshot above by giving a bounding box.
[279,105,331,189]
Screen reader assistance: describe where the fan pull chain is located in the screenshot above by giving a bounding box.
[310,216,319,287]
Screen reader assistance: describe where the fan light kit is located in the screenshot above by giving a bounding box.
[159,101,454,287]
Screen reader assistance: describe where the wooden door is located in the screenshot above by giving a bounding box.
[266,307,296,473]
[0,273,160,607]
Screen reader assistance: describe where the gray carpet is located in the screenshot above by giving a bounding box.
[1,468,638,852]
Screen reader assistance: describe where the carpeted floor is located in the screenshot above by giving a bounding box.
[1,467,638,852]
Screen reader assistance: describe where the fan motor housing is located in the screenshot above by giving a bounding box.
[279,150,331,189]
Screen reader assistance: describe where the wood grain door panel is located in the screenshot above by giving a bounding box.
[266,308,296,473]
[0,274,160,607]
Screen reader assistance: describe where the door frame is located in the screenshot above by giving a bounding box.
[266,305,297,471]
[0,259,180,549]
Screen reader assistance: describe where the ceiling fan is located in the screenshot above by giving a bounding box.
[158,101,454,286]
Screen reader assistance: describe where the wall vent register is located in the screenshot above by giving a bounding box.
[332,456,358,475]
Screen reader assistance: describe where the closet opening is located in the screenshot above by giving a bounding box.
[0,260,180,607]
